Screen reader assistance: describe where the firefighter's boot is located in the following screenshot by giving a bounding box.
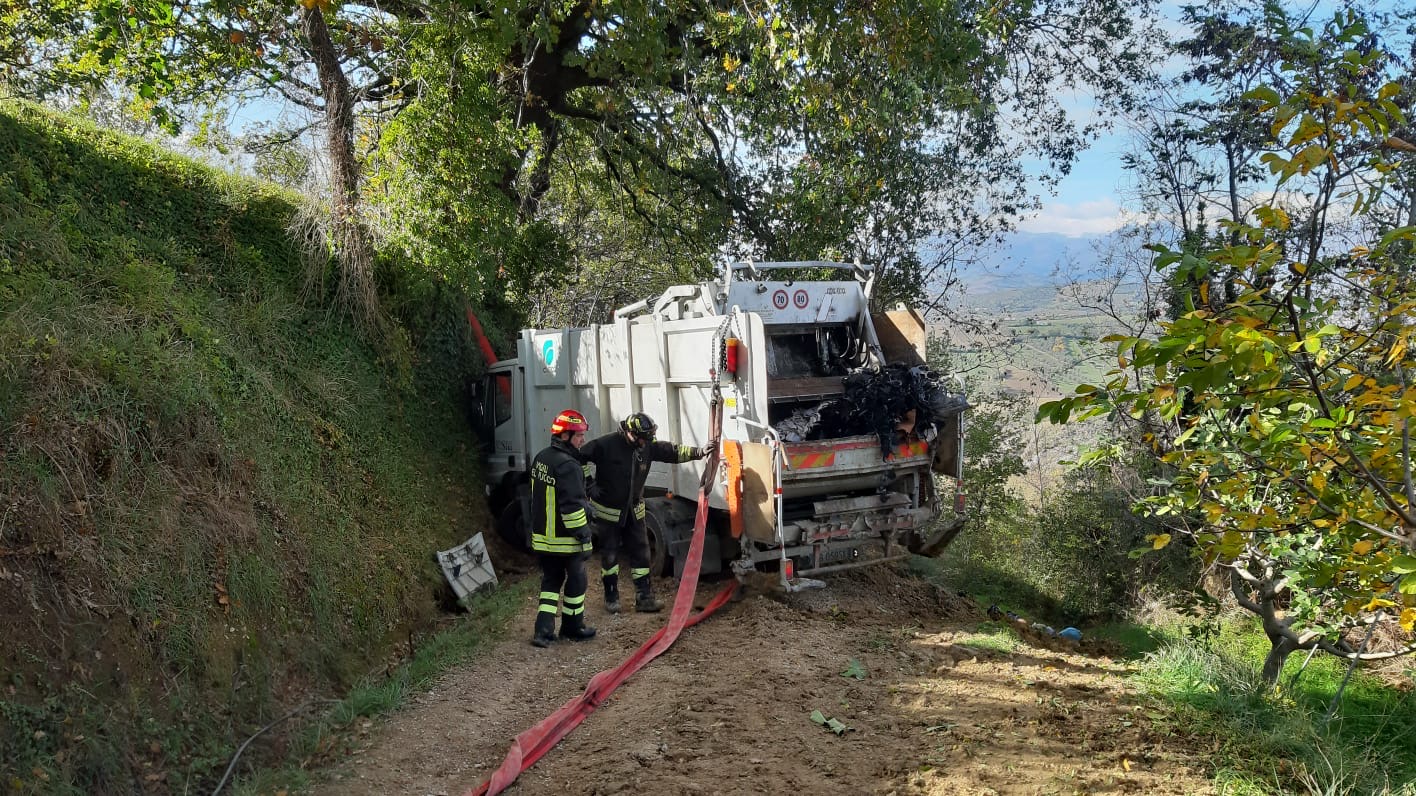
[602,575,621,614]
[634,575,663,613]
[530,611,557,648]
[559,613,598,641]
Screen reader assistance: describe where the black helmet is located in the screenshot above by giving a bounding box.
[621,412,658,442]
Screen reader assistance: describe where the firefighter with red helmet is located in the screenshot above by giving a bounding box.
[579,412,715,614]
[528,409,597,647]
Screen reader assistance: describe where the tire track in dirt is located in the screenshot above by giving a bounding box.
[309,567,1213,796]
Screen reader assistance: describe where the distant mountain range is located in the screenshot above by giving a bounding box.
[954,231,1108,291]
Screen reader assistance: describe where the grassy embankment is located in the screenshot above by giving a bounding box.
[0,100,518,793]
[1134,621,1416,796]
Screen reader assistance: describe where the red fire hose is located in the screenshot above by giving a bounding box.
[467,389,735,796]
[465,301,499,366]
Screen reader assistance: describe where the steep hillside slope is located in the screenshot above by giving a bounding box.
[0,102,489,793]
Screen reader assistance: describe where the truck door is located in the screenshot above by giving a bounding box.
[480,365,525,486]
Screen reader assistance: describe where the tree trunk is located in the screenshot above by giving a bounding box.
[1261,630,1298,686]
[302,6,380,329]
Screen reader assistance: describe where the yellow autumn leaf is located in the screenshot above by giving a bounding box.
[1152,533,1172,550]
[1311,471,1326,491]
[1400,608,1416,633]
[1122,758,1133,772]
[1387,337,1408,366]
[1343,374,1364,391]
[723,53,740,72]
[1352,540,1374,555]
[1363,597,1397,611]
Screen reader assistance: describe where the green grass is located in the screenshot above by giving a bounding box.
[1087,621,1170,658]
[0,100,502,793]
[1134,620,1416,795]
[952,623,1025,655]
[909,554,1066,622]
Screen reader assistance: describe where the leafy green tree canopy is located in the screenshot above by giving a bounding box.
[374,0,1160,307]
[1042,8,1416,682]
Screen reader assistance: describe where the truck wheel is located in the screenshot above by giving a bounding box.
[486,476,517,518]
[495,499,532,554]
[642,505,671,576]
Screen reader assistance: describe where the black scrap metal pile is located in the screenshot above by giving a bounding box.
[773,363,968,455]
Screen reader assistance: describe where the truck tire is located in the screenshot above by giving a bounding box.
[495,498,532,554]
[486,476,517,518]
[642,502,678,576]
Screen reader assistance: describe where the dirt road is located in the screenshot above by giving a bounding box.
[310,567,1213,796]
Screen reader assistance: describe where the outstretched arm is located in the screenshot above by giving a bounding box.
[649,439,715,463]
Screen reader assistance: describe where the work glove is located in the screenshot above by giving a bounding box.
[573,521,594,544]
[697,440,719,459]
[587,481,603,502]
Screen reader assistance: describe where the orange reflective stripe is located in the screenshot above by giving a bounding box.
[789,452,837,469]
[893,440,928,458]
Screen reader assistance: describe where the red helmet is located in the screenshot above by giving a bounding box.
[550,409,589,435]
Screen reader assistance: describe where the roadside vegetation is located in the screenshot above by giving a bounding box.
[928,8,1416,793]
[1136,623,1416,796]
[0,101,514,792]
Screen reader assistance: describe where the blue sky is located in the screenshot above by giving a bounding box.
[1020,0,1412,239]
[1017,145,1134,238]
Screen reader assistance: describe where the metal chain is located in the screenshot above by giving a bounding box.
[711,313,733,385]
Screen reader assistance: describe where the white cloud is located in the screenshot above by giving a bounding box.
[1017,199,1146,237]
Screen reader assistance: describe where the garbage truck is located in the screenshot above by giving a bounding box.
[470,261,967,587]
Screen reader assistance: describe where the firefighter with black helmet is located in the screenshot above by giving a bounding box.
[580,412,715,613]
[528,409,597,648]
